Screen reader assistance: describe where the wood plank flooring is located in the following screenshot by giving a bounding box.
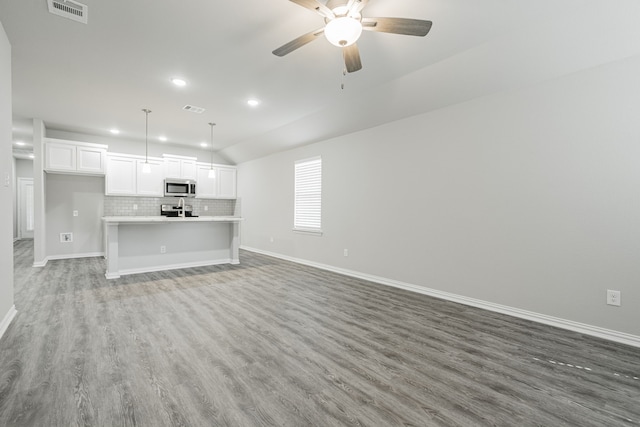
[1,239,639,426]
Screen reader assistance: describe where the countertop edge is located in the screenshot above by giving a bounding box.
[102,216,244,223]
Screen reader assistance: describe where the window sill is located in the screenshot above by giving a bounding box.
[293,228,323,236]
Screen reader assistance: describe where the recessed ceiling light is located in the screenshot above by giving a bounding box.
[15,141,25,146]
[158,136,168,142]
[110,129,120,135]
[200,142,208,147]
[28,154,35,159]
[247,99,260,107]
[171,78,187,87]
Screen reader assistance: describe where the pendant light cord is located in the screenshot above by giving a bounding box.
[142,109,151,163]
[209,122,216,169]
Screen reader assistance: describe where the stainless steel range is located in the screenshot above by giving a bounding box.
[160,204,198,218]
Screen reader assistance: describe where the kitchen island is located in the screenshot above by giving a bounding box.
[102,216,243,279]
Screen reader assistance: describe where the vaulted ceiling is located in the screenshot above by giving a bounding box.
[2,0,639,164]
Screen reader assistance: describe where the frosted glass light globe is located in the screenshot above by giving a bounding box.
[324,17,362,47]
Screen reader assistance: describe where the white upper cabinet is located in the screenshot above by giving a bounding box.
[195,163,236,199]
[217,167,237,199]
[106,153,166,196]
[196,165,217,198]
[104,153,237,199]
[136,159,164,196]
[45,139,107,175]
[77,146,106,173]
[182,160,197,180]
[163,155,197,180]
[46,142,76,171]
[105,154,137,195]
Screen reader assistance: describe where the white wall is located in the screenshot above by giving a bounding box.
[0,21,15,334]
[238,53,640,338]
[13,159,33,239]
[45,174,105,258]
[14,159,33,178]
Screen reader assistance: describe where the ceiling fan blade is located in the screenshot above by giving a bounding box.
[362,17,432,37]
[343,43,362,73]
[289,0,335,19]
[272,28,325,57]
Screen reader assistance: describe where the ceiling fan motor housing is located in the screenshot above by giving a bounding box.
[326,0,349,12]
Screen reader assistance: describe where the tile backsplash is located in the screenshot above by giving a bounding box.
[104,196,237,217]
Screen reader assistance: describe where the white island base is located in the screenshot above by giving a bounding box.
[102,216,243,279]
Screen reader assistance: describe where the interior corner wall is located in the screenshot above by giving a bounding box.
[238,54,640,337]
[0,21,15,331]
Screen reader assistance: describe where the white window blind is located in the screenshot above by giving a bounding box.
[294,156,322,233]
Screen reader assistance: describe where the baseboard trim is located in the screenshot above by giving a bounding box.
[0,305,17,341]
[34,252,105,268]
[47,252,105,261]
[112,258,233,279]
[33,259,48,268]
[241,246,640,349]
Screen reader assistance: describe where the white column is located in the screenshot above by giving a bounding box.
[32,119,47,267]
[105,222,120,279]
[230,222,240,264]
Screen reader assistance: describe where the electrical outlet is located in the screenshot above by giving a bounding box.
[73,210,78,217]
[204,206,208,211]
[160,246,166,254]
[344,249,348,257]
[133,204,138,210]
[607,290,621,306]
[270,236,274,243]
[60,233,73,243]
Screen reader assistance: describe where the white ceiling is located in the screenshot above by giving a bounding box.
[2,0,639,164]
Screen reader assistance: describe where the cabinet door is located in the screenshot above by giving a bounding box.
[181,160,197,180]
[196,165,217,198]
[136,159,164,196]
[217,167,237,199]
[165,158,181,178]
[77,147,106,174]
[105,156,137,195]
[46,143,76,171]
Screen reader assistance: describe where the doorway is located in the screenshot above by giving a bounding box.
[17,177,34,239]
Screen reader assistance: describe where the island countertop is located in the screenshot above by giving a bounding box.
[102,216,243,224]
[102,216,243,279]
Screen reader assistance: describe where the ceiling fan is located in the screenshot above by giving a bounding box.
[272,0,433,73]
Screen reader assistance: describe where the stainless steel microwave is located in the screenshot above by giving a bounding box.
[164,178,196,198]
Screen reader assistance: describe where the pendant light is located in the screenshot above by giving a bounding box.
[142,108,152,173]
[208,122,216,179]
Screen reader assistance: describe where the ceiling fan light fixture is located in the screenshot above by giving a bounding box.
[324,17,362,47]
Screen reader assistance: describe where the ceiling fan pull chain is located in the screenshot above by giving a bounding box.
[341,67,347,90]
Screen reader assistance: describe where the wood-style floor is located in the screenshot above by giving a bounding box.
[0,240,639,426]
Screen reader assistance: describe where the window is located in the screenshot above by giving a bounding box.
[294,156,322,234]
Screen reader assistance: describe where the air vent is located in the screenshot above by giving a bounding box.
[182,105,206,114]
[47,0,88,24]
